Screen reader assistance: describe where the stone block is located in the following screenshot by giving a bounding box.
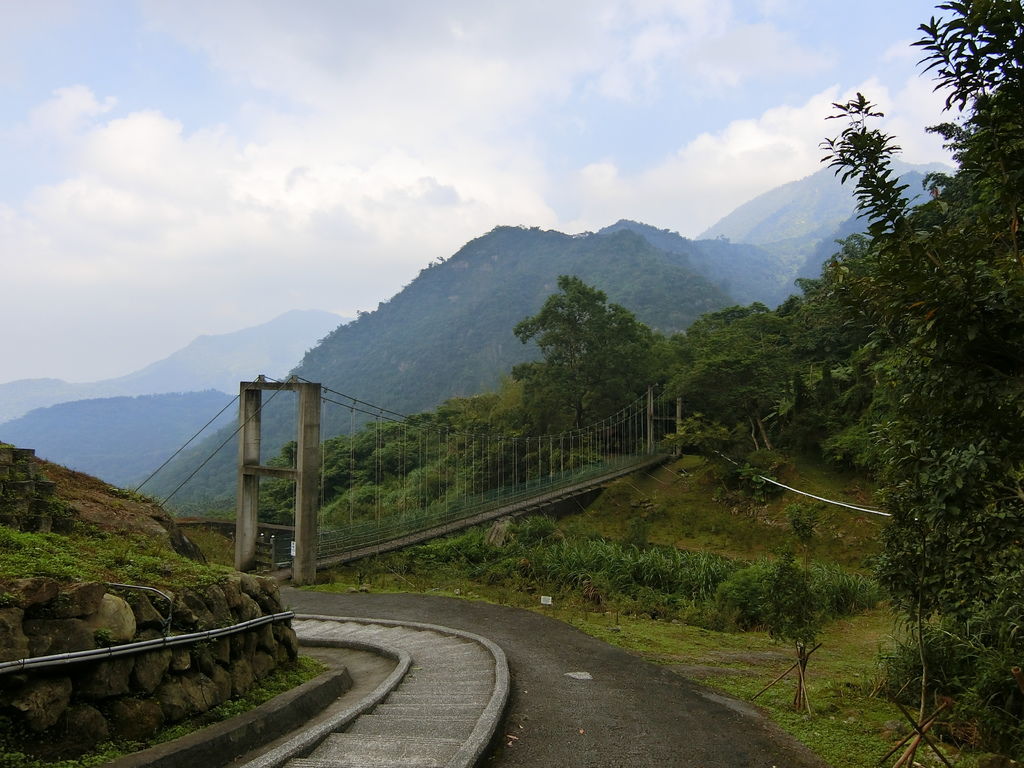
[109,698,164,741]
[180,590,215,630]
[229,657,254,697]
[0,607,29,662]
[210,664,232,704]
[131,649,171,694]
[23,617,95,656]
[11,577,58,609]
[236,593,262,621]
[53,704,108,753]
[155,678,192,722]
[85,594,136,643]
[11,676,72,731]
[52,582,106,619]
[221,576,242,609]
[75,657,134,699]
[170,648,191,673]
[128,593,166,630]
[251,649,276,680]
[203,584,233,626]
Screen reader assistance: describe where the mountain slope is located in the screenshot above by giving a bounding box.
[697,161,951,283]
[599,220,791,306]
[147,225,734,510]
[296,226,730,421]
[0,309,343,424]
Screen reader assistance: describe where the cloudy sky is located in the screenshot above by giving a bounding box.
[1,0,953,383]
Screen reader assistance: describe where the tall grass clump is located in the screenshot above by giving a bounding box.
[809,561,882,616]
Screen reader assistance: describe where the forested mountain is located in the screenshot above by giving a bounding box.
[599,220,791,306]
[0,390,234,486]
[146,225,734,509]
[0,309,342,424]
[297,226,729,421]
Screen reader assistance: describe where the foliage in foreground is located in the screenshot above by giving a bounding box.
[819,3,1024,757]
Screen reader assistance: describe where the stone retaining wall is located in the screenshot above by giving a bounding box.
[0,574,299,760]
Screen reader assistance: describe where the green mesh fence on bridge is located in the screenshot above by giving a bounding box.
[255,453,664,568]
[313,453,657,561]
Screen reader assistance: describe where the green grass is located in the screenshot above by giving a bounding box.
[561,455,884,568]
[180,525,235,568]
[0,523,231,591]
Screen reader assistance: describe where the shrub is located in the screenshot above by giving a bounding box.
[512,516,557,545]
[809,562,881,617]
[715,561,772,630]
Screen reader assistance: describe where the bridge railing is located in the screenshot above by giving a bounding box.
[301,453,652,564]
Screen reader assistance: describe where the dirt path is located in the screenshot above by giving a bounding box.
[281,588,828,768]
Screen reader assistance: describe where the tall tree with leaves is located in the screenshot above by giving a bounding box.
[671,304,796,451]
[822,0,1024,724]
[513,275,654,430]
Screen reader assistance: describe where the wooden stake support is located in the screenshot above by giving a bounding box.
[877,700,951,768]
[751,642,821,714]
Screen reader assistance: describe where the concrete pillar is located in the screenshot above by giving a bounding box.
[292,382,322,586]
[235,384,262,571]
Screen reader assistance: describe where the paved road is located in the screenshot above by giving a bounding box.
[282,589,828,768]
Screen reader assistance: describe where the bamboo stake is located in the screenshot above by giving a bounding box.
[876,701,948,765]
[887,701,952,768]
[752,643,821,702]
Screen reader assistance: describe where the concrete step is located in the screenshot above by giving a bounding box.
[346,715,475,739]
[369,702,485,719]
[401,667,493,684]
[384,691,491,706]
[260,617,508,768]
[306,733,462,766]
[407,651,487,663]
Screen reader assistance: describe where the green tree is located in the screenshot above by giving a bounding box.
[762,552,821,712]
[513,275,654,429]
[822,0,1024,621]
[671,305,795,450]
[822,0,1024,726]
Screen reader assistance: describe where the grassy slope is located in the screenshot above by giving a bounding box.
[562,455,884,567]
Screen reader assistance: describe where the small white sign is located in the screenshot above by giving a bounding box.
[540,595,553,606]
[290,540,296,556]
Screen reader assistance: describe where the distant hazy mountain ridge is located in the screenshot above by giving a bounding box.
[0,391,234,487]
[697,161,952,285]
[0,309,343,424]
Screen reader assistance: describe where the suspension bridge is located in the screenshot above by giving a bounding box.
[155,376,680,584]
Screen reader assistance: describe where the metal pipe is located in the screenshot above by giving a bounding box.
[0,611,294,676]
[105,582,174,635]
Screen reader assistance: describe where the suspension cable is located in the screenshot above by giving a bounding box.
[134,394,240,493]
[160,387,284,505]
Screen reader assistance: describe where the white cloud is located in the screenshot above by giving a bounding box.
[0,2,954,382]
[29,85,116,140]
